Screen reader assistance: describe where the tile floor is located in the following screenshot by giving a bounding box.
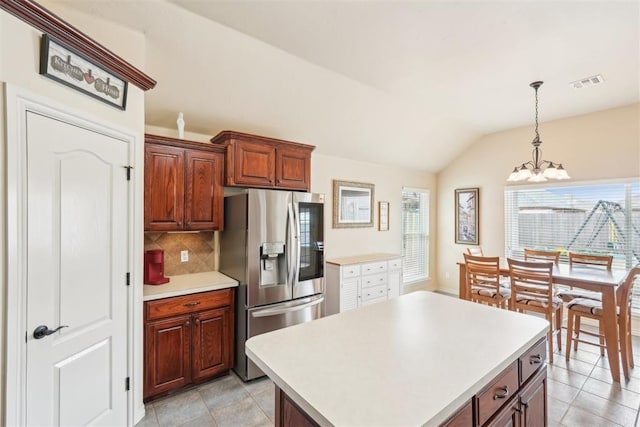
[138,337,640,427]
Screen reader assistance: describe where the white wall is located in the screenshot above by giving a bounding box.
[1,4,147,423]
[436,104,640,295]
[144,125,438,292]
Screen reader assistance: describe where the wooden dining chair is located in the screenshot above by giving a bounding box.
[565,265,640,380]
[463,254,511,309]
[557,253,614,303]
[466,246,484,257]
[524,248,560,264]
[508,258,563,363]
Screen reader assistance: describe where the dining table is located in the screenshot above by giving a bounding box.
[457,258,629,382]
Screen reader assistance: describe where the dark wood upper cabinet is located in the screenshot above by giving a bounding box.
[185,150,224,230]
[144,144,185,231]
[211,131,314,192]
[144,134,225,232]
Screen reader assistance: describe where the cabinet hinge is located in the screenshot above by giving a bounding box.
[123,165,133,181]
[125,377,130,391]
[126,272,131,286]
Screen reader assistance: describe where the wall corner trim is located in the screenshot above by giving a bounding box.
[0,0,157,91]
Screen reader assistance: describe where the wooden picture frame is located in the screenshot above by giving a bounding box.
[455,188,479,245]
[378,201,389,231]
[332,180,374,228]
[40,34,128,110]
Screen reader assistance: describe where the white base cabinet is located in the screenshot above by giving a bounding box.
[326,254,402,315]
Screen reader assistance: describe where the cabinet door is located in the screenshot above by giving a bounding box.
[144,315,191,401]
[231,140,275,187]
[340,278,359,312]
[388,269,402,299]
[192,307,233,382]
[520,369,547,427]
[185,150,224,230]
[275,146,311,190]
[144,144,185,231]
[485,399,521,427]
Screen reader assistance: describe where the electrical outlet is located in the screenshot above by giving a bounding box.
[181,250,189,262]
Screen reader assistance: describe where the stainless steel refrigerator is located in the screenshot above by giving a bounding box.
[219,188,325,381]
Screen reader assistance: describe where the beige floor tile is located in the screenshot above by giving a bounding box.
[560,406,624,427]
[177,413,218,427]
[581,377,640,410]
[572,390,638,426]
[199,374,251,412]
[547,378,580,404]
[210,396,272,427]
[153,390,209,427]
[547,364,589,389]
[547,396,570,424]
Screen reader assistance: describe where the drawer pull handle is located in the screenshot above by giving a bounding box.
[529,354,542,365]
[493,386,509,400]
[184,302,201,307]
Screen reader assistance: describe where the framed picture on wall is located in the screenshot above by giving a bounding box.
[455,188,479,245]
[378,201,389,231]
[332,180,375,228]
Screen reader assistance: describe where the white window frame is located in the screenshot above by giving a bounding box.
[401,187,430,284]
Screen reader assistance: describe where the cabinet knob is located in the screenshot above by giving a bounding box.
[177,221,182,227]
[185,321,190,327]
[194,318,200,325]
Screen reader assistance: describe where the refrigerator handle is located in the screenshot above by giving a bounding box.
[287,201,297,286]
[250,296,325,318]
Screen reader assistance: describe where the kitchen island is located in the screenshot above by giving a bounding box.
[246,291,549,426]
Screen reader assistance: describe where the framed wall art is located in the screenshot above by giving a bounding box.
[378,201,389,231]
[455,188,479,245]
[332,180,374,228]
[40,34,128,110]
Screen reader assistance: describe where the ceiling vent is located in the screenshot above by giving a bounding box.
[570,74,604,89]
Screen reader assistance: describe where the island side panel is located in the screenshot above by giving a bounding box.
[275,386,319,427]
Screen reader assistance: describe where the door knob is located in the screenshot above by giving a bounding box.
[33,324,68,339]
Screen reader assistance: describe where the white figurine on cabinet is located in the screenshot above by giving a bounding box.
[177,112,185,139]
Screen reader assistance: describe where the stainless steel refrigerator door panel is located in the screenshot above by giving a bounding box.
[247,189,292,307]
[245,295,324,380]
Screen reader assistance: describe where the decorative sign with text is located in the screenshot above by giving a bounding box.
[40,34,128,110]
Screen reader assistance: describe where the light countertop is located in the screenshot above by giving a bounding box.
[326,253,400,265]
[143,271,238,301]
[246,291,548,426]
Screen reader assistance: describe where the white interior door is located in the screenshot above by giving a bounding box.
[25,111,130,426]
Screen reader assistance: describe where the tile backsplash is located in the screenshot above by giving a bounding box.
[144,232,218,276]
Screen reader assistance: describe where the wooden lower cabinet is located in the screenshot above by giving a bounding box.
[486,368,547,427]
[144,289,234,402]
[192,307,233,382]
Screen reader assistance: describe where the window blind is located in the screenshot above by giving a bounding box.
[402,188,430,283]
[504,180,640,312]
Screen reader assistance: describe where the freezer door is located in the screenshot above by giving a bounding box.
[244,295,325,380]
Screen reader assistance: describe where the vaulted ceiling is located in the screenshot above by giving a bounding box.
[58,0,639,172]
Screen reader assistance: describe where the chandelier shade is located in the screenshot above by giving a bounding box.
[507,81,570,183]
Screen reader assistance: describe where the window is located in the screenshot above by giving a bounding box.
[402,188,430,283]
[505,180,640,311]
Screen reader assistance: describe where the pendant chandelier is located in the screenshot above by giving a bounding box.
[507,81,570,182]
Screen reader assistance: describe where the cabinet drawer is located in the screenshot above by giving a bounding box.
[476,361,519,426]
[341,265,361,279]
[519,338,546,385]
[388,258,402,271]
[361,284,387,302]
[361,273,387,288]
[146,289,233,321]
[361,261,387,275]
